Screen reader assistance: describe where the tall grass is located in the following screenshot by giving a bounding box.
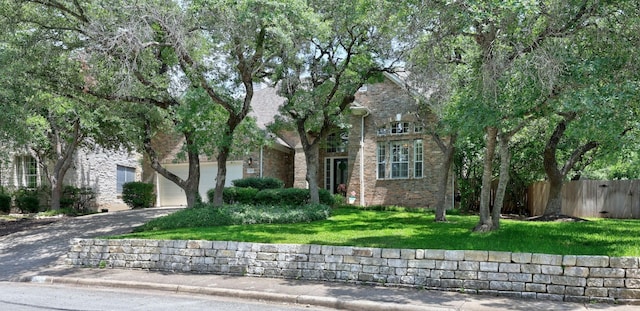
[117,207,640,257]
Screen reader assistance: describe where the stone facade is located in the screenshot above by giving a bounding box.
[0,147,141,211]
[67,239,640,304]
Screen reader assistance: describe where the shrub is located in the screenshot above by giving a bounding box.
[122,182,155,209]
[60,186,96,213]
[134,202,331,231]
[215,187,259,204]
[254,188,335,206]
[0,193,11,213]
[14,188,41,213]
[232,177,283,190]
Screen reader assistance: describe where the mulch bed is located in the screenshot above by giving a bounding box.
[0,217,63,237]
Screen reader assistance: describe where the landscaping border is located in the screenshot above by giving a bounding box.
[66,239,640,304]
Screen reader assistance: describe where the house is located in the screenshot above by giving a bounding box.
[151,73,454,208]
[150,72,453,208]
[0,147,142,211]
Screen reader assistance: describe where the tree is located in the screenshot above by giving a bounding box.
[8,0,312,207]
[275,0,402,204]
[408,0,610,231]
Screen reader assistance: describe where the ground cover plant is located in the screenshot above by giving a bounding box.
[118,207,640,257]
[133,203,331,232]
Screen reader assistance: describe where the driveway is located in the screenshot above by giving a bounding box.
[0,207,181,281]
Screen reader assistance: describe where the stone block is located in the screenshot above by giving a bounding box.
[499,263,521,273]
[562,255,577,266]
[333,246,353,255]
[521,264,541,274]
[444,250,464,261]
[212,241,228,249]
[550,275,587,287]
[479,262,499,272]
[626,279,640,289]
[353,248,373,257]
[388,259,408,268]
[455,271,478,280]
[565,286,585,296]
[309,244,322,255]
[459,261,479,271]
[490,281,513,291]
[587,278,604,287]
[424,249,445,260]
[464,280,490,290]
[381,248,401,259]
[508,273,532,283]
[525,283,547,293]
[610,257,639,269]
[610,288,640,299]
[547,285,565,294]
[324,255,343,263]
[511,253,532,263]
[415,249,424,259]
[564,267,589,277]
[533,274,551,284]
[536,293,564,301]
[408,259,435,269]
[464,250,488,262]
[603,278,625,288]
[401,249,416,259]
[363,265,380,274]
[576,255,609,267]
[256,252,277,261]
[540,265,563,275]
[590,268,625,278]
[488,251,511,263]
[435,260,457,270]
[532,253,562,266]
[431,270,455,279]
[440,279,464,289]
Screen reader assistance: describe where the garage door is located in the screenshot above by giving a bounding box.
[157,161,243,206]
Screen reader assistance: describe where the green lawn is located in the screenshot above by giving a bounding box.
[116,207,640,257]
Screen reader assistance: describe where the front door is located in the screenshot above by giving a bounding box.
[325,158,348,195]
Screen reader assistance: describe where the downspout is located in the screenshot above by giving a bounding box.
[359,113,367,206]
[351,104,370,207]
[259,145,264,178]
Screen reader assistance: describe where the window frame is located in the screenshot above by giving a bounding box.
[116,165,136,194]
[414,139,424,178]
[390,141,409,179]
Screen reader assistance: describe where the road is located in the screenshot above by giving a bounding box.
[0,207,181,281]
[0,282,330,311]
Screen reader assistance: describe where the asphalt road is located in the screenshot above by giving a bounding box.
[0,282,331,311]
[0,207,181,281]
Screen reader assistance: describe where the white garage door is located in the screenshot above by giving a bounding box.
[157,161,243,206]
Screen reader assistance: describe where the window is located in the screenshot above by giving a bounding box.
[377,126,388,136]
[414,123,423,133]
[376,139,424,180]
[414,140,424,178]
[377,142,386,179]
[390,142,409,178]
[14,155,38,188]
[391,122,410,134]
[116,165,136,193]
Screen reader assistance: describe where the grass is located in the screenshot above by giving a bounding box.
[115,207,640,257]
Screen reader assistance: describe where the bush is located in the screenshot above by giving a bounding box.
[122,182,155,209]
[134,202,331,231]
[0,193,11,213]
[232,177,284,190]
[214,187,259,204]
[253,188,334,206]
[14,188,41,213]
[60,185,96,213]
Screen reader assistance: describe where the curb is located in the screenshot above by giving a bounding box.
[22,276,453,311]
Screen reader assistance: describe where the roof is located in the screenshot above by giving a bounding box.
[249,86,291,149]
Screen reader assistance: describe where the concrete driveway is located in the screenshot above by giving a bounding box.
[0,207,181,281]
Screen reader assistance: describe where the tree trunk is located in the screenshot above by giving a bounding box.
[474,126,498,232]
[542,114,598,216]
[212,146,230,207]
[144,121,200,207]
[304,142,320,204]
[491,133,512,230]
[433,134,456,222]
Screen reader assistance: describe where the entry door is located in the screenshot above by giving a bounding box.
[325,158,348,194]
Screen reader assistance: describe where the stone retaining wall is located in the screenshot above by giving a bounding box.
[66,239,640,304]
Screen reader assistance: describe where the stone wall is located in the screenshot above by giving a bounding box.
[67,239,640,304]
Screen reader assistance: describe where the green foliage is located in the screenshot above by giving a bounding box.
[121,207,640,257]
[134,203,331,231]
[122,182,155,209]
[212,187,259,204]
[232,177,284,190]
[253,188,334,206]
[14,188,40,213]
[0,193,11,213]
[60,185,96,213]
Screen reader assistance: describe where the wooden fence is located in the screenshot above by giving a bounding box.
[527,180,640,219]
